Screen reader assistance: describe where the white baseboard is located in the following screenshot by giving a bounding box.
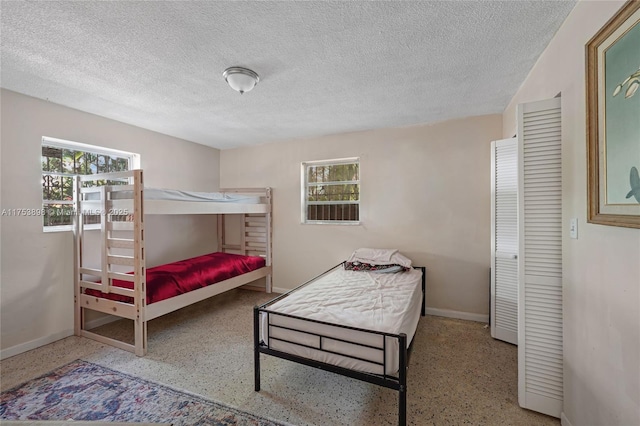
[0,315,121,361]
[425,307,489,323]
[271,286,288,294]
[560,412,573,426]
[0,328,73,361]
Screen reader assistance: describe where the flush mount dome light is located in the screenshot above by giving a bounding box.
[223,66,259,94]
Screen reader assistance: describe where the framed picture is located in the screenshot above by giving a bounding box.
[586,0,640,229]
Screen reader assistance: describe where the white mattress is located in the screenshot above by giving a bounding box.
[260,267,423,375]
[142,188,260,203]
[90,188,261,203]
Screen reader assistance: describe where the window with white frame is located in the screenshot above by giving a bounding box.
[41,137,139,230]
[302,158,360,224]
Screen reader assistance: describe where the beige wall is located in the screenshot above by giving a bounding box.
[503,1,640,424]
[221,115,502,319]
[0,89,220,357]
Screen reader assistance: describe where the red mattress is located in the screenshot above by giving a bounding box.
[85,252,266,304]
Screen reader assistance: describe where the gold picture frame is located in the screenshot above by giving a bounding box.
[586,0,640,229]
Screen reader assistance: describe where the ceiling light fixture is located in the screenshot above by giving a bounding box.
[223,66,259,94]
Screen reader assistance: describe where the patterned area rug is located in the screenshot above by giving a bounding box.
[0,360,286,426]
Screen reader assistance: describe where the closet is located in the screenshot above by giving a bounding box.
[517,97,563,418]
[490,138,518,345]
[491,97,563,418]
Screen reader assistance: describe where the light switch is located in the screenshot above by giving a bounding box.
[569,218,578,239]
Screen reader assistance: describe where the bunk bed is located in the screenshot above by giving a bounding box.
[254,249,425,426]
[73,169,272,356]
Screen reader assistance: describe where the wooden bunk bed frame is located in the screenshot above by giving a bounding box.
[254,264,426,426]
[73,169,272,356]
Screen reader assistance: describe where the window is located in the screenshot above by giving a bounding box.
[41,137,139,231]
[302,158,360,224]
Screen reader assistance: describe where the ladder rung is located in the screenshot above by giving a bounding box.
[79,267,101,276]
[108,272,135,282]
[79,280,103,291]
[108,255,135,267]
[108,238,135,249]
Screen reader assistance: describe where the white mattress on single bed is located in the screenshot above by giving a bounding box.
[261,267,423,375]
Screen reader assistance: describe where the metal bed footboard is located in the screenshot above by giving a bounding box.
[254,264,426,426]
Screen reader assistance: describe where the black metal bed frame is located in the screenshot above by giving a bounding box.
[254,263,426,426]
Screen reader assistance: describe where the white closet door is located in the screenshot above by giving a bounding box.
[517,97,563,418]
[491,138,518,345]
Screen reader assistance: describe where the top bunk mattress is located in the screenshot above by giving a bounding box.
[81,187,268,215]
[85,252,266,305]
[85,186,262,204]
[79,171,266,205]
[261,266,423,375]
[108,188,262,204]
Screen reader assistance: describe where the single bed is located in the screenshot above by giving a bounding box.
[74,170,272,356]
[254,249,425,426]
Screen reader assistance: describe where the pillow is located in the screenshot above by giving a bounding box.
[388,252,412,268]
[349,248,398,264]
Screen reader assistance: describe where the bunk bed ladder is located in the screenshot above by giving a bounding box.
[74,170,147,356]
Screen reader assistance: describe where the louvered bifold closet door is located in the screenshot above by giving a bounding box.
[517,97,562,418]
[491,138,518,345]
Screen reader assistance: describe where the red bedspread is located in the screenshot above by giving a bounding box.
[85,252,266,305]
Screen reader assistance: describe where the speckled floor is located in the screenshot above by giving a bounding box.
[1,289,559,426]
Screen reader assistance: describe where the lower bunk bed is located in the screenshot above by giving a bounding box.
[78,251,270,356]
[254,249,426,426]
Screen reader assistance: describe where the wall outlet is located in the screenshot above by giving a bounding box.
[569,218,578,239]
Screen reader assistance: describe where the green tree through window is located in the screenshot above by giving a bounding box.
[41,137,135,229]
[303,158,360,223]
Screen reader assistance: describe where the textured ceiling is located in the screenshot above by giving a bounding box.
[0,1,576,150]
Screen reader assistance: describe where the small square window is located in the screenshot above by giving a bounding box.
[301,158,360,224]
